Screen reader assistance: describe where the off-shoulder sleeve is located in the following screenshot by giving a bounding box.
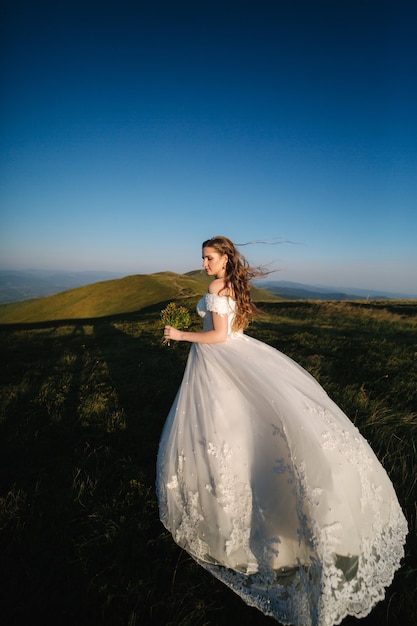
[205,293,230,316]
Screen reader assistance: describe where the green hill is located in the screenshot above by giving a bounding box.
[0,271,280,324]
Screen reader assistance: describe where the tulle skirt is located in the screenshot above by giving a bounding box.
[156,333,407,626]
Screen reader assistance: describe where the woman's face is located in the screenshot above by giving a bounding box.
[202,246,227,278]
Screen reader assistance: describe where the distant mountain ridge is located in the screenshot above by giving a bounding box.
[258,280,417,301]
[0,270,126,304]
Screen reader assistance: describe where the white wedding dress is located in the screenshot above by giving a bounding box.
[156,294,408,626]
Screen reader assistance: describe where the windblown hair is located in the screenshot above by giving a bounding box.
[202,236,268,331]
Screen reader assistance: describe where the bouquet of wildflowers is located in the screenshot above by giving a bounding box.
[160,302,191,345]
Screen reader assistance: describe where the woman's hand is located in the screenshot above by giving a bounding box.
[164,325,182,343]
[164,310,228,345]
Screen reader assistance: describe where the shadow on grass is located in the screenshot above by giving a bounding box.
[0,314,177,623]
[0,312,272,625]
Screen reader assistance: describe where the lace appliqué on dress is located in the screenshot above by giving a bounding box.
[199,414,407,626]
[163,441,258,574]
[205,293,231,316]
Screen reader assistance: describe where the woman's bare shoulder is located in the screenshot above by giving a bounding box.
[208,279,232,297]
[208,279,223,295]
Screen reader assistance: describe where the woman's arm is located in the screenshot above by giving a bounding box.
[164,309,228,344]
[164,280,230,344]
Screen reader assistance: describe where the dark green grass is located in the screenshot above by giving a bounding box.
[0,300,416,625]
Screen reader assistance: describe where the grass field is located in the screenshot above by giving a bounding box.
[0,295,416,625]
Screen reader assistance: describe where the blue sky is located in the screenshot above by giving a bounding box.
[1,0,416,295]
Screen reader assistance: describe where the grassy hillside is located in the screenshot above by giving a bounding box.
[0,300,416,625]
[0,270,280,324]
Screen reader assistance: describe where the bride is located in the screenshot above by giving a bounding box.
[156,236,408,626]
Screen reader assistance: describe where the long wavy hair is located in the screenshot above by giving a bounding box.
[202,236,267,331]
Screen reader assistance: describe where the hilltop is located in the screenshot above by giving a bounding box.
[0,270,279,324]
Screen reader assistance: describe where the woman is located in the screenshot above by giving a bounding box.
[156,236,407,626]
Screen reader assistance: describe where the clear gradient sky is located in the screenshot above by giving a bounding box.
[1,0,416,295]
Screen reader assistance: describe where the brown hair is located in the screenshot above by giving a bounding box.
[202,236,267,331]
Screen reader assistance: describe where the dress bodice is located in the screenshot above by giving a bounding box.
[196,293,237,336]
